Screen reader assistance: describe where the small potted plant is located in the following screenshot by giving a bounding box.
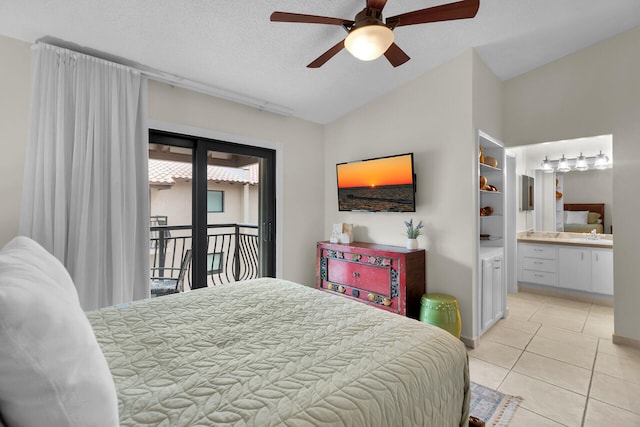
[404,218,423,249]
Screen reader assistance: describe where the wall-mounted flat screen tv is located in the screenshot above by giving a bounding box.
[336,153,416,212]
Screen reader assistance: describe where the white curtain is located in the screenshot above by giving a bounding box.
[20,43,149,310]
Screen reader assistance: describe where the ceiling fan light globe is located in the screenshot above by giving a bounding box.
[345,25,394,61]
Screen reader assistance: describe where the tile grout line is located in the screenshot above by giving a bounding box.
[581,336,600,427]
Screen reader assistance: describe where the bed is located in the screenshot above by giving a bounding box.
[563,203,605,233]
[0,237,470,427]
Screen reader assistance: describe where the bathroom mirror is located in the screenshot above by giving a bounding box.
[508,134,613,234]
[521,175,534,211]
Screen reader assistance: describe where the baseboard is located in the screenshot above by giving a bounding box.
[612,333,640,349]
[460,335,479,349]
[518,283,613,306]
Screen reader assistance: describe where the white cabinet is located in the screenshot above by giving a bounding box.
[558,247,591,291]
[518,243,558,286]
[480,250,504,334]
[518,242,613,296]
[592,249,614,295]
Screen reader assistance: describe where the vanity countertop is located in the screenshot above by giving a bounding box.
[517,231,613,248]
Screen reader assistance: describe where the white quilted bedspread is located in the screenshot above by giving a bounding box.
[87,278,469,426]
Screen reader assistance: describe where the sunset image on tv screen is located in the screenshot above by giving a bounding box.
[337,154,415,212]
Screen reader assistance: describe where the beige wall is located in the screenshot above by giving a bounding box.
[504,26,640,342]
[150,181,259,227]
[324,51,481,340]
[0,37,30,248]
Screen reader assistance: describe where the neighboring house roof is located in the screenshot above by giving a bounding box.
[149,159,259,187]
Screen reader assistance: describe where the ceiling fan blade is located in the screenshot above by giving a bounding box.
[270,11,353,26]
[367,0,388,12]
[387,0,479,27]
[384,43,411,67]
[307,40,346,68]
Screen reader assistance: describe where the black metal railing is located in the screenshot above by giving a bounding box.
[150,223,259,289]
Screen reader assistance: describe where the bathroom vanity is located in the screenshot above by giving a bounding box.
[517,231,613,297]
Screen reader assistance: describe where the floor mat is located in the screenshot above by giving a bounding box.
[469,381,522,426]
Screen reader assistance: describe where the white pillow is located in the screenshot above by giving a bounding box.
[565,210,589,224]
[0,236,118,427]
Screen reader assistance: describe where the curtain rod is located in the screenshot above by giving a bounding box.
[35,39,293,117]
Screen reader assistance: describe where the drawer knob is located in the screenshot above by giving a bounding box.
[337,285,345,293]
[327,283,334,290]
[383,298,392,307]
[368,293,375,301]
[353,271,360,278]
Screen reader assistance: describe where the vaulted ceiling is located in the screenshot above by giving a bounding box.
[1,1,639,124]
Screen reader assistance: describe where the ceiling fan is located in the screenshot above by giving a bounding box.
[270,0,480,68]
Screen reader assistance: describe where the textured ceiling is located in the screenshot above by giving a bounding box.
[1,1,639,124]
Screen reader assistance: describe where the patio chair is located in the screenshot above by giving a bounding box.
[150,249,192,297]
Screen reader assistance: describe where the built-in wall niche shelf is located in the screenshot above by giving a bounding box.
[480,164,502,171]
[477,130,507,338]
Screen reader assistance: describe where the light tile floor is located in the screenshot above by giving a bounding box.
[468,291,640,426]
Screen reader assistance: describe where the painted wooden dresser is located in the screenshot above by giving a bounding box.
[316,241,426,319]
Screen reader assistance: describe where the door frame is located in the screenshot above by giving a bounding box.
[148,120,284,280]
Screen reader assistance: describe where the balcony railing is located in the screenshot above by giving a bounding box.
[150,223,259,289]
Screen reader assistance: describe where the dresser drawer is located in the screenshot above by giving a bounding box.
[520,244,557,260]
[326,257,392,296]
[522,257,556,273]
[522,269,558,286]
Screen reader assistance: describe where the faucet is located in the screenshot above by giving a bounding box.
[589,229,598,240]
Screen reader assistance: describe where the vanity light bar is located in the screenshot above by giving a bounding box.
[540,152,610,173]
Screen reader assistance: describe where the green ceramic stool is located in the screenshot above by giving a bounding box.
[419,293,461,338]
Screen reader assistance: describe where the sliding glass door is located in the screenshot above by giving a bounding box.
[149,129,275,291]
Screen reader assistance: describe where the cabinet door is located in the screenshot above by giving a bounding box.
[481,258,494,332]
[492,255,504,320]
[592,250,614,295]
[558,247,591,291]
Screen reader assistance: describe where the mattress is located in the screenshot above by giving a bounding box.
[87,277,470,426]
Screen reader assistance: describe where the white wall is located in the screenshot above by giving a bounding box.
[504,26,640,342]
[0,36,30,248]
[325,51,481,341]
